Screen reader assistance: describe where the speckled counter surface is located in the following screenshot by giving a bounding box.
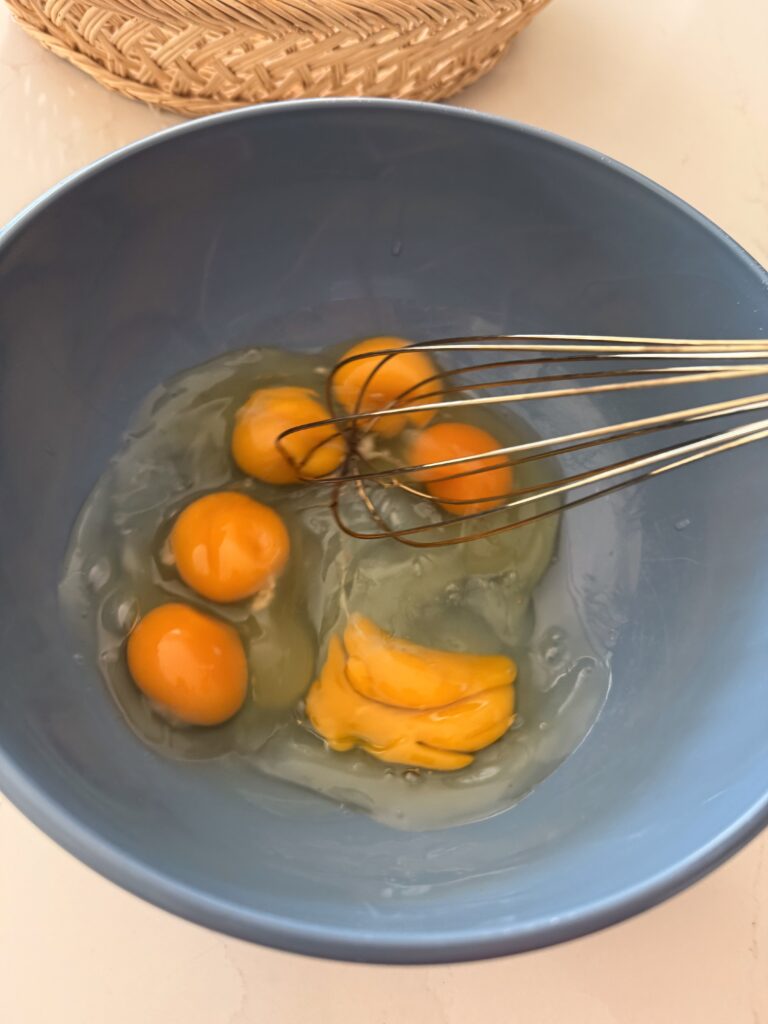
[1,1,767,1020]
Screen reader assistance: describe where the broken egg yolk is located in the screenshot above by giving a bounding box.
[407,421,514,516]
[127,603,247,725]
[232,386,345,484]
[306,615,516,771]
[332,337,441,437]
[344,614,513,709]
[170,491,289,603]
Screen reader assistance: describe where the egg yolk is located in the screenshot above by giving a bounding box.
[232,386,345,484]
[306,616,516,771]
[406,422,514,516]
[344,614,512,709]
[332,337,441,437]
[170,491,289,603]
[126,603,247,725]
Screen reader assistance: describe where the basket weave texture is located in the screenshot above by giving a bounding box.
[5,0,550,117]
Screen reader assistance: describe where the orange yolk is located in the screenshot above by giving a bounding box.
[332,337,441,437]
[232,386,345,484]
[305,616,516,771]
[344,614,513,709]
[406,422,514,516]
[170,491,289,603]
[126,603,247,725]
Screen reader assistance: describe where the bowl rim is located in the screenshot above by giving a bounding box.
[1,97,767,964]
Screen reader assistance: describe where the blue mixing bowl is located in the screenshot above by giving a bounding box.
[1,100,767,963]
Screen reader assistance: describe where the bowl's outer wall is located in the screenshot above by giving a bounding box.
[1,102,767,962]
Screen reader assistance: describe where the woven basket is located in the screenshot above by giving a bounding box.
[5,0,550,117]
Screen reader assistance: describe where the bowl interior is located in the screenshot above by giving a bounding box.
[1,102,767,962]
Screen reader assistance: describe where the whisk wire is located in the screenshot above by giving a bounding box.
[276,335,768,545]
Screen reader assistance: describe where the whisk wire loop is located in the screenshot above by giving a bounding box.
[275,335,768,545]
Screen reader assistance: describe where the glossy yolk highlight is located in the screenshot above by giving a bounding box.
[126,603,247,725]
[306,616,516,771]
[232,386,345,484]
[170,491,289,603]
[407,422,514,516]
[332,337,441,437]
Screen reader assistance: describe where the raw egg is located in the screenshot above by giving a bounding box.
[306,617,516,771]
[407,421,514,516]
[344,613,513,709]
[170,491,289,603]
[61,342,610,830]
[332,337,440,437]
[232,386,345,484]
[126,603,248,725]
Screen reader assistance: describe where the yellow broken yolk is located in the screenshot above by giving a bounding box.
[305,615,516,771]
[232,386,346,484]
[332,337,441,437]
[344,614,512,709]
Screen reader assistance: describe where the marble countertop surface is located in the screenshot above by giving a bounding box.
[1,1,767,1020]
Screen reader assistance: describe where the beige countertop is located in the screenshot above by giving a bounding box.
[1,1,767,1020]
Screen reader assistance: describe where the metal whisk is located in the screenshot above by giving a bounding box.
[277,335,768,547]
